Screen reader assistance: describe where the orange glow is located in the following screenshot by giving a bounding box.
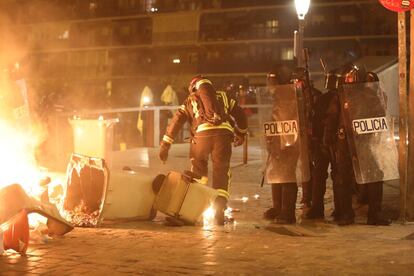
[202,205,215,230]
[0,119,44,197]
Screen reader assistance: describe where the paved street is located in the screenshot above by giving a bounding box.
[1,141,414,275]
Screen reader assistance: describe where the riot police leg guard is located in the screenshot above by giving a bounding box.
[367,182,391,226]
[264,184,282,220]
[335,164,354,226]
[301,180,312,208]
[275,183,297,224]
[306,154,329,219]
[331,169,342,221]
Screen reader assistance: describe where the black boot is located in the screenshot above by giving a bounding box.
[301,180,312,208]
[264,185,282,220]
[275,183,297,224]
[366,182,390,226]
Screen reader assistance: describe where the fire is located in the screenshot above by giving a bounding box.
[0,119,44,196]
[203,206,236,230]
[202,205,215,230]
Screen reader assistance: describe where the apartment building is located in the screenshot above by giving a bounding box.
[0,0,397,108]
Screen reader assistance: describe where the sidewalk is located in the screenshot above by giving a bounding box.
[1,141,413,275]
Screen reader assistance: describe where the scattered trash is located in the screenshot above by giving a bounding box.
[265,225,323,237]
[29,223,51,245]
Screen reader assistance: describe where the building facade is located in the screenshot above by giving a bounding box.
[0,0,397,109]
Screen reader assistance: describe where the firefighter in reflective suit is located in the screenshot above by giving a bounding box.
[159,76,247,225]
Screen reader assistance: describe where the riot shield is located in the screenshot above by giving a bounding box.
[261,83,310,184]
[339,81,399,184]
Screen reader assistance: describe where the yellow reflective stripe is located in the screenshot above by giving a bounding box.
[190,99,199,118]
[218,91,229,112]
[196,122,233,133]
[195,79,212,89]
[163,135,174,144]
[217,189,230,200]
[229,98,235,111]
[199,176,208,185]
[179,105,186,111]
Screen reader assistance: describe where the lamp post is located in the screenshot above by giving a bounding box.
[294,0,310,67]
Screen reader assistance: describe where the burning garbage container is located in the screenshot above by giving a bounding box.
[69,118,118,168]
[63,154,109,227]
[63,154,157,226]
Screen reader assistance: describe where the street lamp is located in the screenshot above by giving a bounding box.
[294,0,310,67]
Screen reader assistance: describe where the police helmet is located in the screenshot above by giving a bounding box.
[291,67,306,82]
[266,72,278,86]
[324,68,343,90]
[365,71,379,82]
[342,63,366,84]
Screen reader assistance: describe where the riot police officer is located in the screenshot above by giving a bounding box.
[350,70,391,225]
[263,71,310,224]
[306,69,340,219]
[324,64,394,225]
[322,64,356,225]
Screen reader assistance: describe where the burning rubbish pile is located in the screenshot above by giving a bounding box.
[65,117,221,228]
[0,184,74,255]
[0,63,74,255]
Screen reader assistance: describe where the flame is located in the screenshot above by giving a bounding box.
[0,119,44,196]
[202,205,215,230]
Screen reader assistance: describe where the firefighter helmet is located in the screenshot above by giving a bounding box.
[188,75,213,93]
[188,75,203,93]
[266,72,279,87]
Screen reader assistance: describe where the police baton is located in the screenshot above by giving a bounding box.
[261,151,272,187]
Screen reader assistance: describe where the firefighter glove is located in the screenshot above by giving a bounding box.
[233,134,245,147]
[159,141,171,163]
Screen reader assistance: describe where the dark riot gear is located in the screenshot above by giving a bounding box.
[324,69,343,90]
[322,66,394,226]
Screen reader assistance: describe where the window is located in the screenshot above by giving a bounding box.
[280,47,294,61]
[311,14,325,26]
[339,14,357,24]
[120,25,131,35]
